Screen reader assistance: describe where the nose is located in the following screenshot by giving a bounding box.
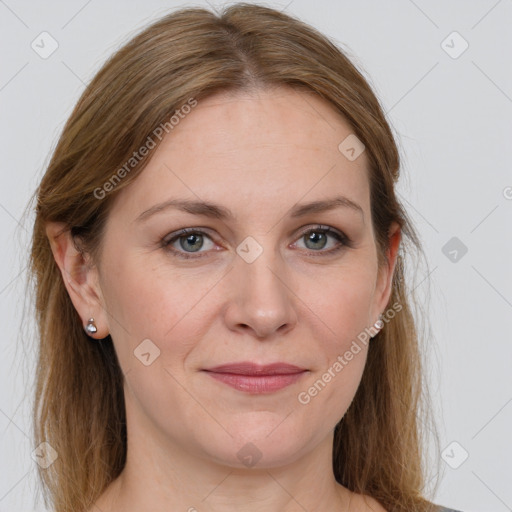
[223,248,298,340]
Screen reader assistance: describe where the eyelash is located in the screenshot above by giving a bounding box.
[161,225,352,260]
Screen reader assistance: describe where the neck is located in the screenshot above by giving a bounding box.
[96,425,354,512]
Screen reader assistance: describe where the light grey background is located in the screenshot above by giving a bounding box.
[1,1,511,511]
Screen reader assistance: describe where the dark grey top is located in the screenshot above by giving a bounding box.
[438,507,463,512]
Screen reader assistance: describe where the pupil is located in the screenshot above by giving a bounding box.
[307,232,326,250]
[181,234,202,252]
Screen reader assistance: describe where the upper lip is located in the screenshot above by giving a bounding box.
[203,362,307,375]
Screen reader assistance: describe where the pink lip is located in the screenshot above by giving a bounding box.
[202,362,308,393]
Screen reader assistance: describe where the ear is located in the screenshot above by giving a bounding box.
[45,221,110,339]
[372,221,401,322]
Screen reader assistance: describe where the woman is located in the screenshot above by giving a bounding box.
[28,3,462,511]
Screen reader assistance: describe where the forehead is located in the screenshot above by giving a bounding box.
[109,86,370,223]
[170,86,365,158]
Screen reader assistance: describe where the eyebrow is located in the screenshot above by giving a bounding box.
[135,195,364,223]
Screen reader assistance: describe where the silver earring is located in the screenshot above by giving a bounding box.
[374,317,384,330]
[85,318,97,335]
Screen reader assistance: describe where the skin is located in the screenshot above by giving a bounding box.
[47,86,400,512]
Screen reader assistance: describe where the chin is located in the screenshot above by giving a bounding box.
[197,414,318,470]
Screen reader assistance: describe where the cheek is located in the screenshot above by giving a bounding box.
[97,256,160,362]
[100,264,208,434]
[302,260,377,347]
[296,281,372,427]
[100,252,223,371]
[295,262,375,406]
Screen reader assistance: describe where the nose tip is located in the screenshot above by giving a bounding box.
[223,255,298,340]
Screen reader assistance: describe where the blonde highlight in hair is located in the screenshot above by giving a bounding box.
[26,3,442,511]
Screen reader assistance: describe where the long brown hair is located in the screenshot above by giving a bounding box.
[25,3,442,511]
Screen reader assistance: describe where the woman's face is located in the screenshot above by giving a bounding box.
[92,87,399,469]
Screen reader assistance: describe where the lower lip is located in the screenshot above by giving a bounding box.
[204,371,306,393]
